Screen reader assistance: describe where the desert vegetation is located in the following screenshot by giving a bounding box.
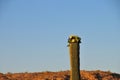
[0,70,120,80]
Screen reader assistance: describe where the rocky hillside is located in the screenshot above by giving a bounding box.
[0,70,120,80]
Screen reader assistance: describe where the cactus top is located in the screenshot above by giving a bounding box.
[68,35,81,43]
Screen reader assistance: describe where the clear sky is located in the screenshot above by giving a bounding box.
[0,0,120,73]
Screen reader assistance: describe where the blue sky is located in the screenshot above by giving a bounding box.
[0,0,120,73]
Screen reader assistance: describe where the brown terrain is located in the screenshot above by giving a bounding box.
[0,70,120,80]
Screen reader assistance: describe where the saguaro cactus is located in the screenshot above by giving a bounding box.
[68,35,81,80]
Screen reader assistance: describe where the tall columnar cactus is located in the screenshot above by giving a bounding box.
[68,35,81,80]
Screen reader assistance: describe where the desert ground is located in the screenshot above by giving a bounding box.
[0,70,120,80]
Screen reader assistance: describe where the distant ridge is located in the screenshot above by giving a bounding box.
[0,70,120,80]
